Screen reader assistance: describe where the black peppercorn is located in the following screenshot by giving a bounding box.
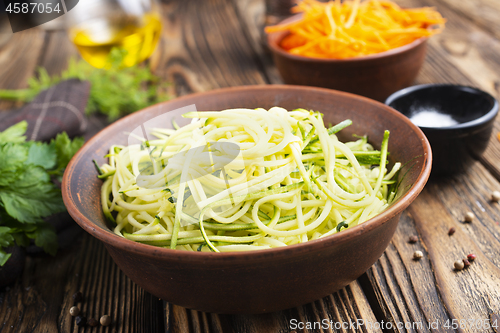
[462,258,470,268]
[72,291,83,303]
[76,315,87,327]
[88,318,99,327]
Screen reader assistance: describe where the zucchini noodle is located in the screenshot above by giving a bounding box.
[98,107,401,252]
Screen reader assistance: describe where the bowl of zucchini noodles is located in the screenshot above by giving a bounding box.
[62,85,431,314]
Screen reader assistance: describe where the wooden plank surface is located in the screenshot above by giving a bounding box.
[37,30,79,76]
[433,0,500,41]
[362,0,500,331]
[0,30,46,110]
[1,0,500,332]
[164,282,383,333]
[234,0,500,328]
[151,0,270,97]
[0,233,163,333]
[366,164,500,332]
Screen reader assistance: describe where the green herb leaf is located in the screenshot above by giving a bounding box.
[0,143,29,186]
[26,141,57,169]
[0,250,12,266]
[0,122,83,266]
[0,164,65,223]
[0,121,27,144]
[0,49,170,120]
[50,132,84,177]
[12,231,30,248]
[0,226,15,248]
[61,48,169,120]
[32,224,58,256]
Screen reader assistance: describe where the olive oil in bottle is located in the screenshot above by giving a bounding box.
[70,13,161,68]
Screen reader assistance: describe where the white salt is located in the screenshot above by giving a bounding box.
[410,110,458,128]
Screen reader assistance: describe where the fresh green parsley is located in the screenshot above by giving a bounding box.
[0,121,84,266]
[0,49,170,120]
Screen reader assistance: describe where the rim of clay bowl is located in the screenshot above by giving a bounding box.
[385,83,499,130]
[266,13,428,63]
[62,85,432,263]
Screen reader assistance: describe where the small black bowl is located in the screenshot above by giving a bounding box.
[385,84,498,177]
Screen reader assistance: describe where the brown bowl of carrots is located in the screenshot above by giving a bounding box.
[266,0,445,102]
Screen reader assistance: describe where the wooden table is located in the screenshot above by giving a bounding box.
[1,0,500,332]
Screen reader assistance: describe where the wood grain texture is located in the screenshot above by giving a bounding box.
[366,162,500,332]
[0,233,163,333]
[66,235,163,333]
[433,0,500,40]
[37,30,80,77]
[366,212,453,333]
[410,185,500,330]
[2,0,500,331]
[164,282,383,333]
[342,0,500,331]
[394,0,498,94]
[231,0,284,84]
[0,30,45,89]
[0,29,46,110]
[397,0,500,180]
[151,0,270,98]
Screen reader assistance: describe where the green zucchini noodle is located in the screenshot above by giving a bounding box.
[98,107,401,252]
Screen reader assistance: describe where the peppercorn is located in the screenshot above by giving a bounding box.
[462,258,470,268]
[413,250,423,260]
[448,227,456,236]
[408,235,418,243]
[76,315,87,327]
[464,212,474,222]
[467,253,476,261]
[88,318,99,327]
[454,260,465,271]
[491,191,500,202]
[69,306,80,317]
[100,314,112,326]
[72,291,83,303]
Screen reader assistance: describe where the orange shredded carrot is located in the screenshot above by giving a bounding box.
[266,0,446,59]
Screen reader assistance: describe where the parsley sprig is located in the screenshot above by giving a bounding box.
[0,121,84,266]
[0,49,170,120]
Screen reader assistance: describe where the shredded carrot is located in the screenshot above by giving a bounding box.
[266,0,446,59]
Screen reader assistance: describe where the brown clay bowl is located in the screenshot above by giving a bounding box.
[267,14,428,102]
[62,85,432,314]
